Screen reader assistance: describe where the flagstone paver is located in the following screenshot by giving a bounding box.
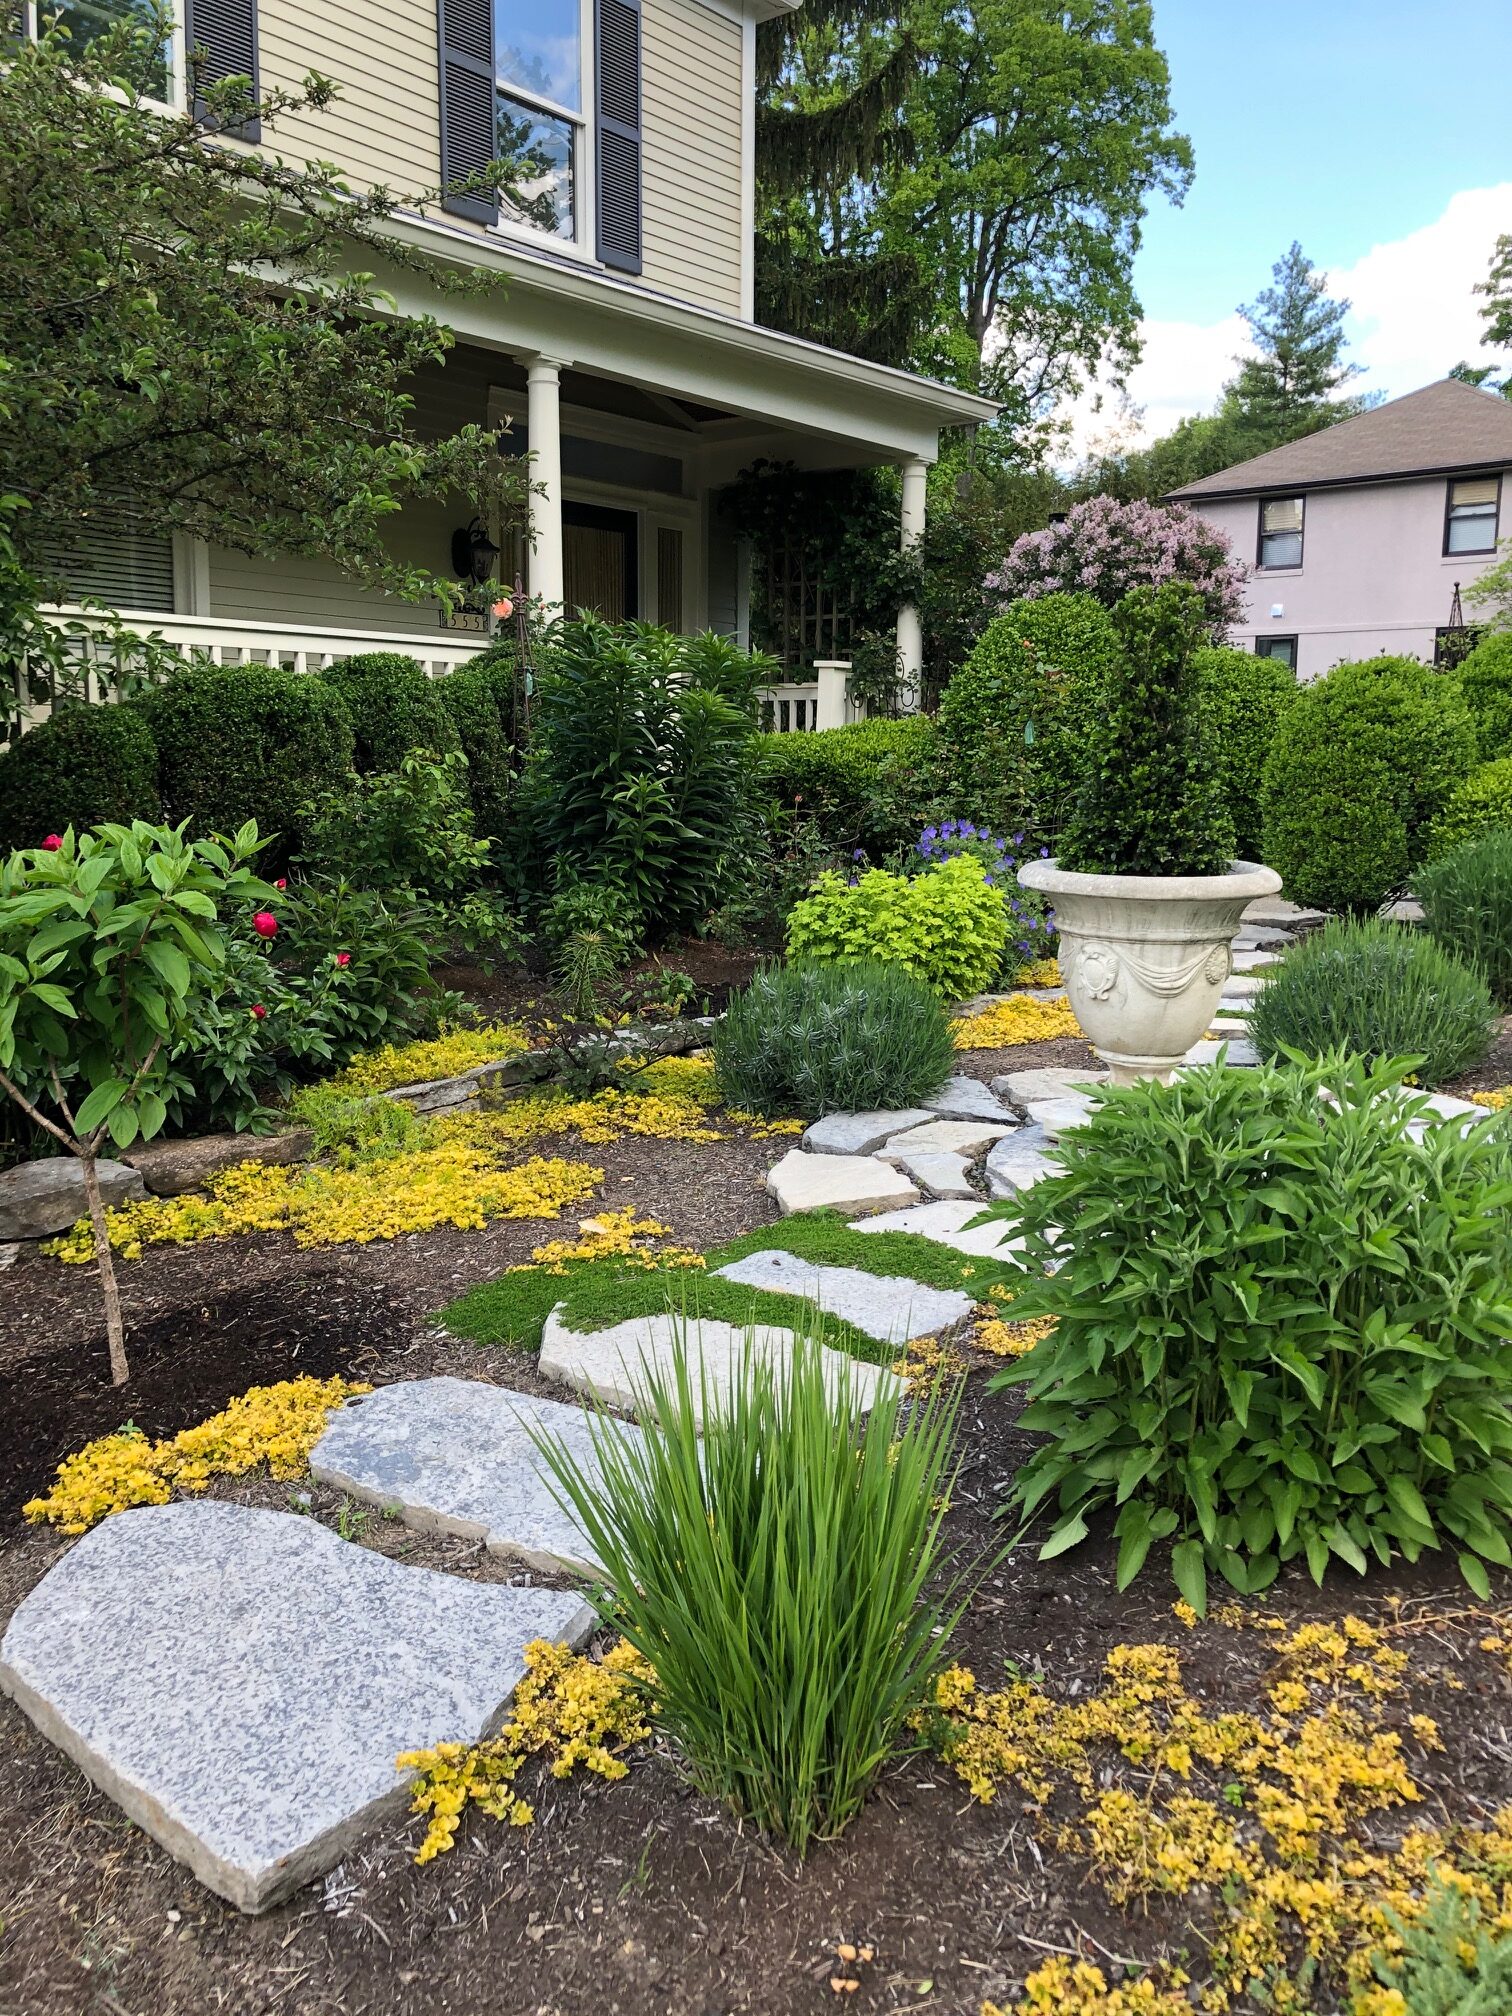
[993,1066,1109,1104]
[1022,1095,1097,1141]
[765,1148,920,1217]
[878,1117,1017,1160]
[984,1128,1057,1198]
[918,1076,1020,1124]
[0,1500,592,1913]
[885,1148,978,1200]
[851,1198,1028,1261]
[801,1109,933,1156]
[714,1250,973,1344]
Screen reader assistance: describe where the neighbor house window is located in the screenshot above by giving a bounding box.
[494,0,584,241]
[1257,497,1304,570]
[20,1,177,102]
[1255,635,1298,671]
[1444,476,1500,556]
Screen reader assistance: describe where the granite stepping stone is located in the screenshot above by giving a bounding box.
[984,1128,1057,1198]
[714,1249,973,1343]
[1230,949,1281,972]
[1022,1095,1096,1141]
[993,1066,1109,1105]
[919,1076,1020,1124]
[1218,974,1267,1002]
[1180,1037,1260,1068]
[310,1377,647,1573]
[1242,899,1327,930]
[765,1148,920,1217]
[879,1117,1016,1160]
[801,1109,933,1156]
[539,1308,899,1420]
[886,1148,977,1200]
[852,1197,1029,1261]
[0,1500,592,1913]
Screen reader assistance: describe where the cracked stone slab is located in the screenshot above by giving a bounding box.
[311,1377,642,1575]
[801,1109,933,1156]
[886,1149,978,1200]
[539,1308,900,1419]
[852,1198,1029,1261]
[879,1118,1017,1161]
[765,1149,920,1216]
[714,1249,973,1343]
[985,1128,1057,1199]
[918,1076,1019,1124]
[992,1067,1109,1105]
[0,1500,592,1914]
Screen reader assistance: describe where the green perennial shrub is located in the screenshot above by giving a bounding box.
[786,854,1007,998]
[435,662,512,843]
[1459,629,1512,760]
[319,651,461,773]
[1247,918,1495,1086]
[990,1051,1512,1612]
[531,1320,967,1853]
[1417,832,1512,1011]
[752,715,939,858]
[1428,757,1512,860]
[713,960,955,1119]
[1194,645,1297,861]
[1260,656,1475,913]
[0,701,159,850]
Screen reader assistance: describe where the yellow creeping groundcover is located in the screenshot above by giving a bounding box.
[326,1021,533,1096]
[24,1376,369,1533]
[1007,956,1062,989]
[398,1638,655,1860]
[1471,1085,1511,1111]
[505,1207,707,1277]
[920,1611,1512,2014]
[952,994,1083,1050]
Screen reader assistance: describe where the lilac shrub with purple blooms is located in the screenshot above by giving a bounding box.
[988,496,1248,637]
[912,820,1057,979]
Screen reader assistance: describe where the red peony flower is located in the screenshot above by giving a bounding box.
[42,834,63,852]
[250,1003,267,1020]
[252,911,278,939]
[274,877,287,891]
[334,951,351,967]
[492,596,514,620]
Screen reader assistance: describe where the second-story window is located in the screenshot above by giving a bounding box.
[1257,496,1304,570]
[20,1,177,103]
[495,0,583,242]
[1444,476,1500,556]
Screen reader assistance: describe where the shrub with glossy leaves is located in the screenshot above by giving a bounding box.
[1428,756,1512,860]
[319,651,461,773]
[1193,645,1297,861]
[1247,918,1495,1086]
[436,662,513,843]
[752,715,938,857]
[713,960,954,1119]
[786,854,1007,999]
[991,1051,1512,1612]
[1260,656,1474,913]
[0,701,160,851]
[1459,629,1512,759]
[1417,831,1512,1011]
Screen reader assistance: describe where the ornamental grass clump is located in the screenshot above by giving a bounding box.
[1248,919,1495,1085]
[531,1321,968,1853]
[1416,831,1512,1012]
[712,960,954,1119]
[989,1051,1512,1612]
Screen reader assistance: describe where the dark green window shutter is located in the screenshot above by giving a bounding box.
[595,0,642,273]
[184,0,260,142]
[439,0,498,224]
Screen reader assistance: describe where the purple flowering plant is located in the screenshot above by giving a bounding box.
[910,820,1057,973]
[987,495,1248,637]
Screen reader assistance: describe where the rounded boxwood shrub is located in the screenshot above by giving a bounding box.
[712,960,954,1119]
[1459,630,1512,759]
[0,702,159,851]
[936,591,1122,838]
[1428,756,1512,860]
[786,854,1007,999]
[752,715,939,858]
[1193,645,1297,862]
[436,663,512,844]
[1417,830,1512,1011]
[1260,656,1475,913]
[142,660,354,863]
[319,651,461,772]
[1247,917,1495,1086]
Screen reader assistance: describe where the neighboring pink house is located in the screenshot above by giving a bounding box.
[1166,378,1512,678]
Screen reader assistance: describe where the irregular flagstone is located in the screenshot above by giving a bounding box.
[878,1118,1016,1160]
[984,1128,1057,1199]
[918,1075,1019,1124]
[852,1197,1030,1261]
[992,1066,1109,1105]
[1232,927,1295,950]
[885,1149,978,1200]
[765,1148,920,1217]
[1242,898,1328,930]
[539,1308,900,1420]
[1416,1091,1490,1122]
[1180,1037,1260,1068]
[1022,1095,1096,1141]
[310,1377,641,1574]
[1229,949,1282,972]
[0,1500,592,1914]
[1217,973,1267,1003]
[714,1249,973,1343]
[801,1109,933,1156]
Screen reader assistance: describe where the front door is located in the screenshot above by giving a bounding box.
[563,503,638,621]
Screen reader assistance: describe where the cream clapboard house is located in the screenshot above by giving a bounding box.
[37,0,995,711]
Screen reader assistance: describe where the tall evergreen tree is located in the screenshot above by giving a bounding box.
[1229,242,1361,432]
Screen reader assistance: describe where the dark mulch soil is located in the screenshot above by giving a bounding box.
[437,938,762,1027]
[954,1033,1104,1082]
[1441,1014,1512,1097]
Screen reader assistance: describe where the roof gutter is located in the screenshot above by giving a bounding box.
[1167,453,1512,506]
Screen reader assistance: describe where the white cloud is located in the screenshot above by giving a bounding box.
[1062,183,1512,460]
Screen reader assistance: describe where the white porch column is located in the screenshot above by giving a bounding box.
[896,455,928,686]
[524,354,570,613]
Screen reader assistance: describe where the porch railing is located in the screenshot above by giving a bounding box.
[758,660,862,735]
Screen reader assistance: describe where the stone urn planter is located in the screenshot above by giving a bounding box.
[1019,856,1282,1084]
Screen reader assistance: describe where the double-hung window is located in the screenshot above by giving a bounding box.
[17,1,180,104]
[1257,496,1304,570]
[1444,477,1500,557]
[494,0,586,244]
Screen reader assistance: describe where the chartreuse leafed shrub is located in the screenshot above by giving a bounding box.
[786,854,1006,998]
[1459,629,1512,759]
[143,660,354,864]
[1360,1874,1512,2014]
[1247,919,1495,1085]
[1193,644,1297,861]
[713,961,954,1119]
[1060,583,1232,874]
[935,591,1121,838]
[991,1051,1512,1613]
[0,701,160,850]
[531,1319,967,1852]
[318,651,461,773]
[1261,656,1475,913]
[1428,757,1512,860]
[752,714,938,857]
[1417,832,1512,1012]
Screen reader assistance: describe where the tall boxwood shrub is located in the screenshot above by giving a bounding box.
[143,661,354,864]
[936,592,1121,839]
[1459,630,1512,759]
[319,651,461,772]
[1428,756,1512,860]
[1194,645,1296,861]
[1260,657,1475,913]
[436,662,512,843]
[0,702,159,849]
[752,715,938,857]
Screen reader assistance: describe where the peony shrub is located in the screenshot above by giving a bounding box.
[989,495,1249,636]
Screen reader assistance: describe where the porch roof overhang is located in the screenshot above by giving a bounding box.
[377,212,999,471]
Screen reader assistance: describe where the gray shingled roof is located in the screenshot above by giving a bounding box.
[1164,378,1512,501]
